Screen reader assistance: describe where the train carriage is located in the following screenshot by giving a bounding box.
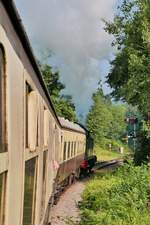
[0,1,88,225]
[56,118,86,185]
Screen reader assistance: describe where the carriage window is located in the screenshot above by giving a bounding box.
[78,142,80,153]
[81,141,83,152]
[44,110,49,146]
[63,142,67,161]
[83,142,85,152]
[71,142,74,157]
[67,142,70,159]
[0,172,7,225]
[25,83,32,148]
[23,157,37,225]
[41,151,47,221]
[36,117,39,147]
[0,48,7,153]
[36,101,39,148]
[77,141,80,154]
[74,142,76,156]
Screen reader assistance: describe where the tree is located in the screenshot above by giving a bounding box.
[104,0,150,114]
[104,0,150,163]
[55,95,77,122]
[86,89,112,144]
[109,104,126,140]
[40,64,64,98]
[40,63,77,122]
[86,84,126,146]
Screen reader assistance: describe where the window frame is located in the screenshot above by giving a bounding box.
[0,45,8,225]
[0,46,7,153]
[0,172,7,225]
[40,150,48,221]
[23,157,38,225]
[67,142,70,159]
[63,142,67,161]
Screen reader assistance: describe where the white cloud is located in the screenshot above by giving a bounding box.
[15,0,117,115]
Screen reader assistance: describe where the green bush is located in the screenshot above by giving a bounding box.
[79,163,150,225]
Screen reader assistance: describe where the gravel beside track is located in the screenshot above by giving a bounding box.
[51,181,85,225]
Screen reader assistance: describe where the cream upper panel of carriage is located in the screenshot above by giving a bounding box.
[59,117,86,144]
[24,79,62,154]
[60,118,86,144]
[59,117,86,134]
[62,126,86,160]
[0,14,61,153]
[62,129,85,141]
[61,129,86,162]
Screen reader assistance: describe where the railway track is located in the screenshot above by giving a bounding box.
[94,158,124,170]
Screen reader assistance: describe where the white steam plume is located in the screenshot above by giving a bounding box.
[15,0,117,115]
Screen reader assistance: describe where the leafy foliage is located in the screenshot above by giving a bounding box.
[79,163,150,225]
[40,63,77,122]
[105,0,150,164]
[86,84,126,147]
[41,64,65,98]
[105,0,150,114]
[86,87,112,144]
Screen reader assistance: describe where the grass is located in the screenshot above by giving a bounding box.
[78,162,150,225]
[94,145,125,161]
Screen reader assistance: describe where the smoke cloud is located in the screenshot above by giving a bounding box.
[15,0,117,116]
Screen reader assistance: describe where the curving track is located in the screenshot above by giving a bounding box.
[51,158,123,225]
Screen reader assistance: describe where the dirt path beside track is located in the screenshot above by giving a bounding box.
[51,181,85,225]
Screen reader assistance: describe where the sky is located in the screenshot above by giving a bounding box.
[15,0,119,117]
